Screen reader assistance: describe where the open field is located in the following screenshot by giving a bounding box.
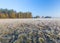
[0,19,60,43]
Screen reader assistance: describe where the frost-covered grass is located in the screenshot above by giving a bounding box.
[0,19,60,43]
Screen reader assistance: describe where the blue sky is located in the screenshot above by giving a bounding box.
[0,0,60,17]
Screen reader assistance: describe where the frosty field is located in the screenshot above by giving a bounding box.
[0,19,60,43]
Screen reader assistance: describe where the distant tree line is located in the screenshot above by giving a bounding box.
[0,9,32,18]
[0,8,52,18]
[34,16,52,18]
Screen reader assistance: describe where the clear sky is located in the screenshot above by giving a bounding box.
[0,0,60,17]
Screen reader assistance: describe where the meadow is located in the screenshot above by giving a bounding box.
[0,19,60,43]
